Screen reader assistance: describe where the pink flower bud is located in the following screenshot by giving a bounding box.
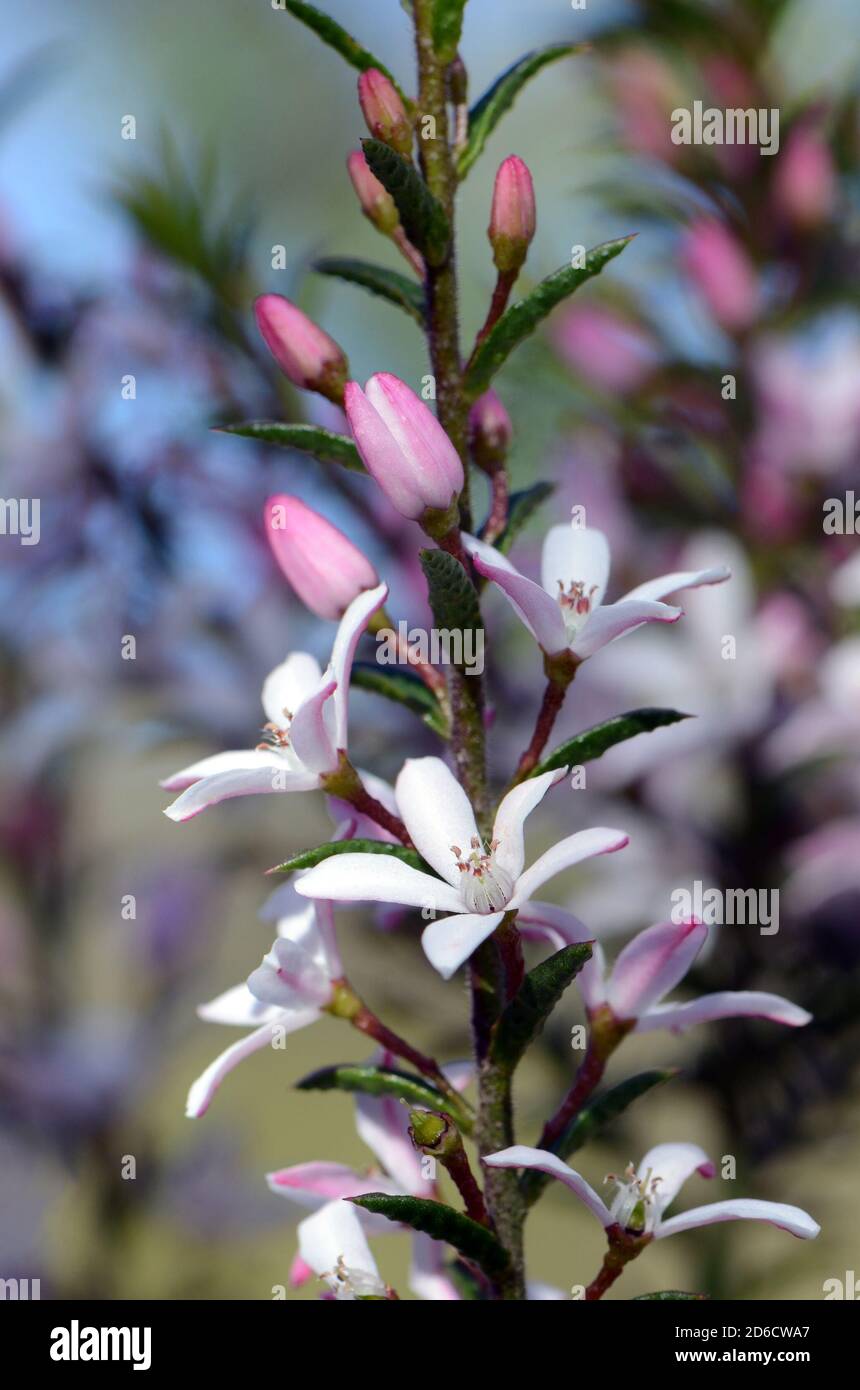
[264,494,379,621]
[344,373,464,522]
[254,294,348,403]
[469,389,512,469]
[357,69,413,158]
[681,219,760,331]
[346,150,400,234]
[773,125,836,230]
[488,156,536,274]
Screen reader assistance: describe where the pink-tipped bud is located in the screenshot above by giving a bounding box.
[681,219,760,332]
[344,373,464,523]
[469,389,512,470]
[254,295,348,403]
[346,149,400,234]
[488,156,536,274]
[773,125,836,230]
[358,69,413,158]
[264,494,379,621]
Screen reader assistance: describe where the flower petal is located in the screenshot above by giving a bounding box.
[657,1198,819,1241]
[267,1162,380,1207]
[295,853,464,913]
[621,564,731,605]
[197,983,278,1028]
[329,582,388,748]
[606,918,707,1020]
[508,827,629,908]
[160,748,285,792]
[466,536,569,654]
[396,757,478,887]
[492,767,567,882]
[636,991,812,1034]
[297,1200,382,1289]
[421,911,504,979]
[483,1146,612,1229]
[185,1014,318,1117]
[515,901,606,1009]
[541,525,611,608]
[247,937,333,1010]
[164,763,320,822]
[637,1142,715,1218]
[409,1233,461,1300]
[288,675,338,774]
[572,599,681,659]
[262,652,323,727]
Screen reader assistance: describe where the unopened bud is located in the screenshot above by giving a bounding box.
[488,155,536,274]
[408,1108,455,1155]
[358,69,413,158]
[254,294,348,403]
[469,389,512,471]
[264,494,379,621]
[347,149,400,234]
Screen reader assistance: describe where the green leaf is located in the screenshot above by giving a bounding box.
[350,1194,510,1277]
[521,1070,677,1205]
[530,709,691,778]
[314,256,426,324]
[351,663,449,737]
[295,1064,472,1131]
[270,839,432,875]
[490,944,592,1072]
[282,1,409,105]
[432,0,467,63]
[633,1291,709,1301]
[419,549,482,655]
[361,138,450,266]
[494,481,555,555]
[216,421,364,471]
[464,237,634,399]
[457,44,586,178]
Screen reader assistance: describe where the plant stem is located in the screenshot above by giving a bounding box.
[349,1003,471,1120]
[509,654,579,788]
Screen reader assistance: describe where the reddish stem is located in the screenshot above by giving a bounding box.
[346,784,413,847]
[445,1146,492,1227]
[511,677,570,785]
[537,1039,608,1151]
[351,1007,467,1113]
[469,269,517,363]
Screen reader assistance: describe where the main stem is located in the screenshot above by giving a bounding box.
[413,1,524,1299]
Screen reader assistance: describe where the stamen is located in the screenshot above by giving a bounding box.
[450,836,514,914]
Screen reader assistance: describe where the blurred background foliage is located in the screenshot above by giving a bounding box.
[1,0,859,1299]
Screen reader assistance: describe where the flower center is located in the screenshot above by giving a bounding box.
[451,836,514,914]
[604,1162,663,1235]
[556,578,598,636]
[325,1256,388,1301]
[256,708,293,753]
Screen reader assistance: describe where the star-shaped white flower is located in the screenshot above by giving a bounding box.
[185,882,341,1117]
[464,525,729,660]
[162,583,387,821]
[296,756,628,978]
[485,1143,819,1240]
[516,906,811,1033]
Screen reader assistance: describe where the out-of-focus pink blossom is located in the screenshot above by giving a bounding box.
[553,304,660,394]
[773,124,836,229]
[344,373,463,521]
[607,48,685,163]
[681,219,760,331]
[752,322,860,474]
[264,494,379,621]
[468,389,512,467]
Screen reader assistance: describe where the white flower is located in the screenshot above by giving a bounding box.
[184,883,341,1118]
[485,1143,820,1240]
[295,756,628,978]
[162,584,387,821]
[463,525,729,660]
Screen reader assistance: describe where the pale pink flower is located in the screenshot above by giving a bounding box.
[357,69,413,157]
[254,294,347,399]
[264,494,379,621]
[488,155,536,273]
[681,219,760,331]
[344,373,464,521]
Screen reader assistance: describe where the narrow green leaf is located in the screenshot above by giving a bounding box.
[464,237,634,399]
[314,256,426,324]
[419,549,482,651]
[494,481,555,554]
[361,138,450,265]
[633,1291,709,1301]
[530,709,691,778]
[457,44,586,178]
[270,839,432,875]
[282,1,409,105]
[521,1070,677,1205]
[216,421,364,471]
[295,1064,472,1131]
[350,1194,510,1277]
[351,663,449,737]
[490,944,592,1072]
[432,0,467,63]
